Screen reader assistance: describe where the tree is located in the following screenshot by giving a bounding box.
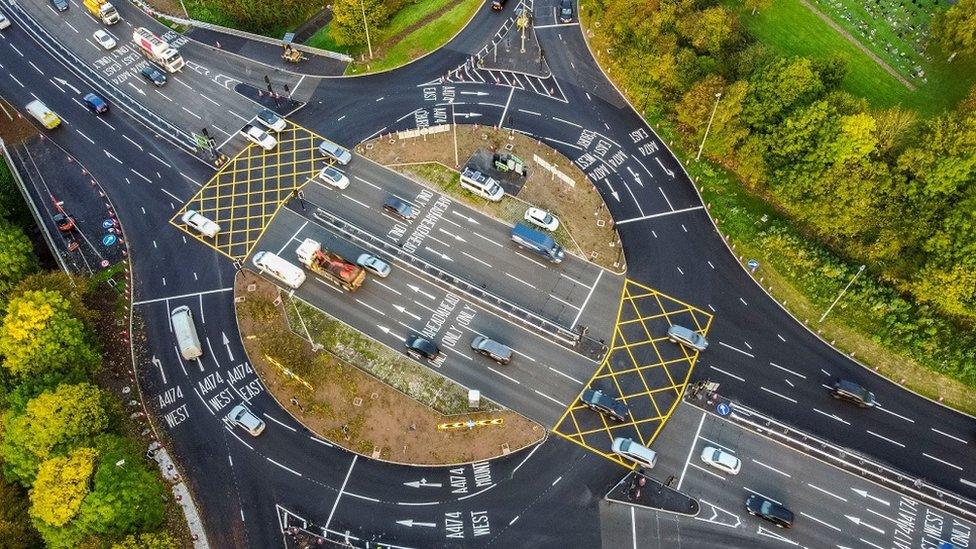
[872,107,919,156]
[742,57,825,130]
[675,75,750,158]
[330,0,395,49]
[0,222,37,304]
[0,383,111,484]
[931,0,976,60]
[208,0,313,34]
[0,475,42,549]
[13,272,98,330]
[112,532,178,549]
[0,290,100,380]
[29,448,96,528]
[912,193,976,319]
[77,435,166,536]
[676,6,737,55]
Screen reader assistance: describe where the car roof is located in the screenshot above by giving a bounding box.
[258,109,278,120]
[407,334,437,353]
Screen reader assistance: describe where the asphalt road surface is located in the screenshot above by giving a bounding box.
[1,0,974,547]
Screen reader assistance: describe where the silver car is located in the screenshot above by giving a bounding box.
[667,325,708,351]
[227,404,266,436]
[357,253,390,277]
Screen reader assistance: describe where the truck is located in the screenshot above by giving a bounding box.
[170,305,203,360]
[295,238,366,292]
[132,27,184,73]
[510,222,565,264]
[25,100,61,129]
[83,0,119,24]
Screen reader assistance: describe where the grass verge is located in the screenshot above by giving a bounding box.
[236,271,545,464]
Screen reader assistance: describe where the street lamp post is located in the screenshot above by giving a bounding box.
[819,264,866,323]
[696,92,722,161]
[360,0,374,59]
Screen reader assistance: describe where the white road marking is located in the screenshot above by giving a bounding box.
[777,334,786,342]
[743,487,781,505]
[923,452,962,471]
[533,389,565,407]
[800,512,841,532]
[515,252,549,268]
[676,411,706,491]
[571,269,603,328]
[325,455,357,529]
[931,427,967,444]
[760,386,796,403]
[768,362,806,379]
[371,279,402,295]
[812,408,849,425]
[806,483,847,502]
[75,129,95,144]
[709,365,745,382]
[498,87,515,127]
[719,341,754,358]
[488,366,520,384]
[866,430,905,447]
[354,175,382,190]
[751,458,791,478]
[875,406,915,423]
[262,412,298,432]
[548,366,582,385]
[615,205,705,225]
[518,109,541,116]
[267,457,302,477]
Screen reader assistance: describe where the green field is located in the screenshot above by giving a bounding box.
[306,0,481,73]
[735,0,976,115]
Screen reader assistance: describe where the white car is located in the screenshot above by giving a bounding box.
[226,404,266,436]
[241,124,277,151]
[318,166,350,189]
[0,12,11,30]
[93,29,117,50]
[700,446,741,475]
[357,253,390,277]
[256,108,286,132]
[180,210,220,238]
[524,207,559,231]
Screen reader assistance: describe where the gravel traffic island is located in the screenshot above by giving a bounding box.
[234,271,545,466]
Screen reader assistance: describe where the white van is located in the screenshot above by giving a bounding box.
[611,437,657,469]
[460,168,504,202]
[318,138,352,165]
[170,305,203,360]
[252,251,306,289]
[25,100,61,129]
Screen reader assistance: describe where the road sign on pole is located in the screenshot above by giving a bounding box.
[747,259,759,272]
[716,402,731,416]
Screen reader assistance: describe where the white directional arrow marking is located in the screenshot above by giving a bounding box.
[450,211,480,224]
[407,284,437,300]
[627,166,643,187]
[851,488,890,506]
[655,157,675,178]
[603,179,620,202]
[846,515,885,535]
[378,325,406,342]
[104,149,123,164]
[424,246,453,261]
[403,478,443,488]
[126,81,147,96]
[455,112,483,118]
[393,305,422,322]
[438,228,466,242]
[396,519,437,528]
[221,332,235,361]
[54,77,81,94]
[151,355,166,384]
[460,91,489,96]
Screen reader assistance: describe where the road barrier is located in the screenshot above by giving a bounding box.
[437,418,504,430]
[311,208,582,346]
[0,3,200,156]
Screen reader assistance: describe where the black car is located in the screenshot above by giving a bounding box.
[82,93,109,114]
[829,378,876,408]
[383,197,419,221]
[491,0,507,10]
[140,64,167,87]
[580,389,628,422]
[746,495,794,528]
[406,334,441,360]
[50,0,68,11]
[559,0,573,23]
[53,212,75,232]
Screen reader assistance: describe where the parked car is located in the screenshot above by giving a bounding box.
[180,210,221,238]
[524,207,559,231]
[93,29,117,50]
[580,389,628,422]
[667,325,708,351]
[318,166,350,189]
[356,253,390,278]
[829,378,876,408]
[746,495,794,528]
[700,446,741,475]
[559,0,573,23]
[491,0,507,10]
[51,0,68,12]
[405,334,441,360]
[83,93,109,114]
[383,197,419,221]
[226,404,266,436]
[240,124,277,151]
[140,64,167,87]
[256,108,286,132]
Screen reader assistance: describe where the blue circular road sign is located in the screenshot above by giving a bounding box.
[747,259,759,271]
[102,234,117,247]
[102,219,115,229]
[716,402,731,416]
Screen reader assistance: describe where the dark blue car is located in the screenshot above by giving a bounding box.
[83,93,109,115]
